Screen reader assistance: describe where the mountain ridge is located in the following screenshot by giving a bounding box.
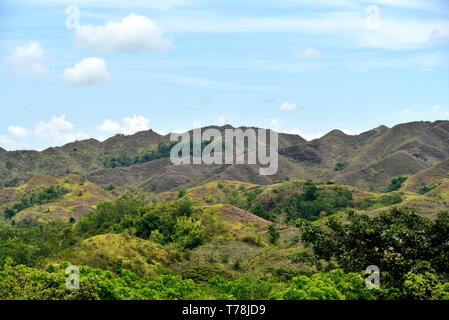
[1,120,449,192]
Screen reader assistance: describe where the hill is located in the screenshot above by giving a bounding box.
[0,174,113,224]
[1,121,449,193]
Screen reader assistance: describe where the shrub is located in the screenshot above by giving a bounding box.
[334,162,349,171]
[385,176,407,193]
[267,224,280,244]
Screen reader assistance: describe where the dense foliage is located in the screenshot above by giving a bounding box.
[0,259,381,300]
[275,181,353,222]
[103,141,175,168]
[76,198,207,250]
[0,177,448,301]
[300,208,449,298]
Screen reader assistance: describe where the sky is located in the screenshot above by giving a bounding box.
[0,0,448,150]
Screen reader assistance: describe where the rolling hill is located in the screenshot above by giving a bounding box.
[1,120,449,194]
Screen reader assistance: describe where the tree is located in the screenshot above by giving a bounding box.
[300,208,449,290]
[251,203,271,220]
[177,188,187,199]
[303,180,318,201]
[267,224,280,244]
[385,176,407,192]
[174,216,205,250]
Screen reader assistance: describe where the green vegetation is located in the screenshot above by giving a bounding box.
[267,224,280,244]
[3,185,69,218]
[177,188,187,199]
[385,176,407,192]
[103,141,175,168]
[334,162,348,171]
[76,198,206,250]
[267,181,354,222]
[300,208,449,298]
[419,184,440,195]
[0,175,448,300]
[358,193,403,210]
[0,260,382,300]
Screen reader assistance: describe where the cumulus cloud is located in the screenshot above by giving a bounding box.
[7,42,48,76]
[279,102,298,112]
[0,115,88,151]
[35,115,74,134]
[7,126,31,138]
[286,128,324,141]
[96,115,150,135]
[122,115,150,134]
[62,57,110,87]
[294,48,321,60]
[96,119,121,133]
[75,14,172,53]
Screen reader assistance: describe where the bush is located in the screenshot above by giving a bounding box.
[173,216,205,250]
[385,176,407,193]
[177,188,187,199]
[267,224,280,244]
[334,162,349,171]
[419,184,439,195]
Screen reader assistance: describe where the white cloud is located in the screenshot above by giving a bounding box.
[96,119,121,133]
[279,102,298,112]
[0,115,88,150]
[294,48,321,60]
[35,115,74,134]
[97,115,150,135]
[286,128,324,141]
[122,115,150,134]
[75,14,173,53]
[7,126,31,138]
[62,57,110,87]
[7,42,48,76]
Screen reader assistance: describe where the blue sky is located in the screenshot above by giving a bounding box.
[1,0,448,150]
